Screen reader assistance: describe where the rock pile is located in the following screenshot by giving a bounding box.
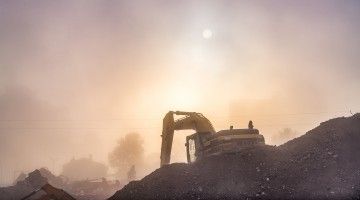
[109,114,360,200]
[0,169,51,200]
[0,168,121,200]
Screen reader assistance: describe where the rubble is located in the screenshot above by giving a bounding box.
[65,178,121,200]
[20,183,76,200]
[0,168,121,200]
[0,169,64,200]
[109,114,360,200]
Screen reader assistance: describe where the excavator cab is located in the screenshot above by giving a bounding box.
[185,132,209,163]
[185,134,197,163]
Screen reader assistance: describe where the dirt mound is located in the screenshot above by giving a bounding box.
[109,114,360,200]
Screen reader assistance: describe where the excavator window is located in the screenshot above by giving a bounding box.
[188,138,196,162]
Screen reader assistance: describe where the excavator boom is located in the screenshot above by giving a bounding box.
[160,112,175,166]
[160,111,215,166]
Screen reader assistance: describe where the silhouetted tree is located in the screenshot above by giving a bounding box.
[108,133,144,179]
[271,128,299,145]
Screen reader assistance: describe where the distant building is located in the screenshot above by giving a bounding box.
[61,157,108,181]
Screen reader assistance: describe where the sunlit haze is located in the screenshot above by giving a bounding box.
[0,0,359,186]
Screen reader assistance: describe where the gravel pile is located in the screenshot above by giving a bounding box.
[109,114,360,200]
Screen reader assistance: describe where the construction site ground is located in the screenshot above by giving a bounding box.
[109,114,360,200]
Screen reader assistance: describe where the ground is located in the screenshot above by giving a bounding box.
[109,114,360,200]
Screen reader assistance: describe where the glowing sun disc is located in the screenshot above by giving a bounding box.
[202,29,213,39]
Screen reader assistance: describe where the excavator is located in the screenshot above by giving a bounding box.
[160,111,265,167]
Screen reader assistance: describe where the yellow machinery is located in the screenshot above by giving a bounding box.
[160,111,265,167]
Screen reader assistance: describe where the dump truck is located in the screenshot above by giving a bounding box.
[160,111,265,166]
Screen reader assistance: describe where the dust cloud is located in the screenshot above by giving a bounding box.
[61,156,108,181]
[108,133,145,180]
[1,0,360,186]
[271,128,300,145]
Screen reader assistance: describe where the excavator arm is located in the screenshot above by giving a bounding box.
[160,111,215,167]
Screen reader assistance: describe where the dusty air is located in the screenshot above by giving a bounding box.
[1,1,360,200]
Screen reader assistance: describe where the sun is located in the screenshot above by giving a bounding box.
[202,29,213,39]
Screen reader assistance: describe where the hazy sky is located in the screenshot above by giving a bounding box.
[1,0,359,185]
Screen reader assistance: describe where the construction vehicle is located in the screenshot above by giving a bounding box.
[160,111,265,166]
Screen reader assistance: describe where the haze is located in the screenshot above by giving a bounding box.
[1,0,359,186]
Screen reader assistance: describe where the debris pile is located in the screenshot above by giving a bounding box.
[65,178,121,200]
[109,114,360,199]
[0,169,68,200]
[0,168,121,200]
